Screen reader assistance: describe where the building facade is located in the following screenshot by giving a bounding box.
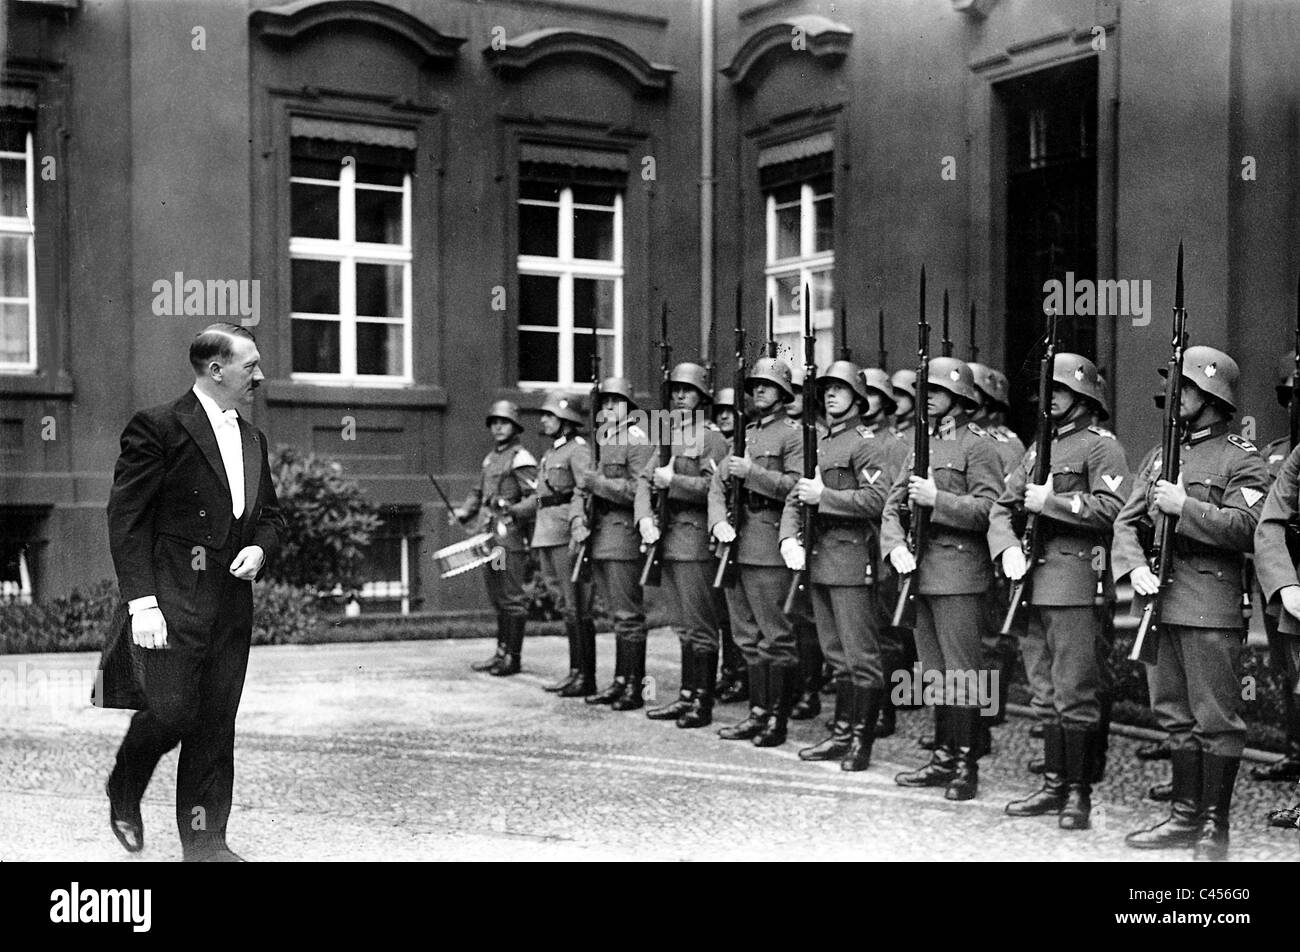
[3,0,1299,609]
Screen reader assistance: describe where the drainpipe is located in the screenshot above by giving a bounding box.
[699,0,715,359]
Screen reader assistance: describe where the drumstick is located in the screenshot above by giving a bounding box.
[428,474,470,534]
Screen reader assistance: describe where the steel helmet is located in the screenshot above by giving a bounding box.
[890,368,917,401]
[1163,345,1238,411]
[859,367,898,414]
[712,388,738,412]
[968,362,1011,411]
[540,392,586,426]
[668,362,712,402]
[596,376,638,410]
[926,357,981,405]
[485,399,523,430]
[817,359,870,404]
[1277,370,1296,408]
[789,364,806,392]
[1052,353,1108,420]
[744,357,795,402]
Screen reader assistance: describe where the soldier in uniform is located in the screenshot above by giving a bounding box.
[711,388,748,704]
[521,393,596,696]
[882,358,1003,800]
[989,354,1129,830]
[786,365,830,716]
[780,361,893,771]
[1251,369,1300,830]
[890,369,918,438]
[1251,371,1300,793]
[454,401,539,676]
[1113,346,1268,860]
[578,378,654,711]
[858,368,909,739]
[709,358,802,745]
[636,363,730,728]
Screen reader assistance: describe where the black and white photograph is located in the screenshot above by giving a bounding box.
[0,0,1297,894]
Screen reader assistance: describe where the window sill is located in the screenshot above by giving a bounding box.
[263,380,447,409]
[0,371,75,399]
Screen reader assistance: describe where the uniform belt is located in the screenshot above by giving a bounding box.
[815,514,863,531]
[667,501,707,516]
[538,491,574,507]
[744,495,783,512]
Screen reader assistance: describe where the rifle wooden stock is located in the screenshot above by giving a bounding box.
[640,542,662,587]
[783,568,809,618]
[1128,243,1187,664]
[1000,310,1060,635]
[891,267,930,631]
[714,282,746,591]
[891,572,915,628]
[784,280,817,620]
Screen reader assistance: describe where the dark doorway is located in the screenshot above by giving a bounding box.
[999,57,1098,440]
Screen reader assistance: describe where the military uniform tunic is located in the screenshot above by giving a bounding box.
[1112,420,1269,757]
[779,413,892,688]
[1253,441,1300,681]
[522,433,591,627]
[707,411,802,667]
[635,419,729,652]
[578,418,653,645]
[880,416,1003,698]
[987,415,1130,725]
[458,437,539,618]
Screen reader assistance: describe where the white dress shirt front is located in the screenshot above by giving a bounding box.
[193,385,246,519]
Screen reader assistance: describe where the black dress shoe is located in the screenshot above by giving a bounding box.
[1266,801,1300,829]
[1148,780,1173,802]
[106,776,143,854]
[1251,755,1300,783]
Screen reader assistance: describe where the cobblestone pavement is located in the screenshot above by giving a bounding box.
[1,636,1297,862]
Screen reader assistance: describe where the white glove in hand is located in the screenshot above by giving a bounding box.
[889,546,916,575]
[713,522,736,544]
[638,518,660,546]
[780,538,805,572]
[130,607,168,650]
[1001,547,1028,581]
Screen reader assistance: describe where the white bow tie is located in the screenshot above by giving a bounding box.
[220,409,240,428]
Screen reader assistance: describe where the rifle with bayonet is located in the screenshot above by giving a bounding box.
[640,302,672,587]
[891,267,931,628]
[969,301,979,363]
[570,301,602,584]
[1292,273,1300,452]
[714,283,746,589]
[1129,242,1188,664]
[767,298,778,359]
[941,288,952,358]
[999,308,1061,634]
[783,281,818,618]
[878,308,888,369]
[838,297,851,361]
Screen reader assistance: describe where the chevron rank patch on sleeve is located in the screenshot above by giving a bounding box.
[1240,487,1263,508]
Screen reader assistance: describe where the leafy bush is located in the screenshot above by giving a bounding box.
[251,582,322,645]
[264,446,383,593]
[0,579,118,654]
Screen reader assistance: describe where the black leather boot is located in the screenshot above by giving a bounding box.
[1029,722,1045,739]
[715,629,747,702]
[1089,694,1113,783]
[1059,726,1095,830]
[874,695,897,739]
[586,638,628,705]
[754,664,794,747]
[1251,691,1300,780]
[719,661,769,740]
[896,708,957,787]
[842,686,883,772]
[790,648,823,720]
[1126,747,1202,849]
[544,619,581,692]
[647,643,695,720]
[472,617,507,672]
[1193,753,1240,862]
[1006,724,1067,817]
[678,649,718,729]
[559,618,598,697]
[1148,780,1173,802]
[1135,738,1172,761]
[945,707,980,801]
[799,680,854,761]
[611,639,647,711]
[489,615,524,676]
[717,663,748,704]
[916,705,948,754]
[1266,792,1300,829]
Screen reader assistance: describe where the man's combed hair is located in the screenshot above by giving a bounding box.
[190,323,256,374]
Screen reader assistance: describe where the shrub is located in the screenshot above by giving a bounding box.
[0,580,118,654]
[263,446,383,593]
[251,582,322,645]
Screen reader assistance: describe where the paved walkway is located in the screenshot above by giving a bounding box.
[1,636,1296,861]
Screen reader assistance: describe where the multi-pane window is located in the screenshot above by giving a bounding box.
[762,143,834,369]
[517,176,623,387]
[0,122,36,372]
[289,135,413,381]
